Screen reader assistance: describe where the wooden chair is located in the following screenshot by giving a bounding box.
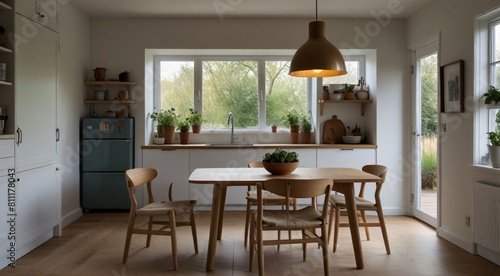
[244,161,297,248]
[122,168,198,270]
[249,178,332,276]
[327,164,390,254]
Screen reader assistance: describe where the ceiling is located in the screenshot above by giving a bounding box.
[68,0,433,19]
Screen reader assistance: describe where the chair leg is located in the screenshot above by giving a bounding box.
[360,210,370,240]
[146,216,153,247]
[321,224,330,276]
[122,215,136,263]
[302,230,307,262]
[377,209,391,254]
[169,211,178,270]
[257,222,264,275]
[333,207,340,252]
[190,209,199,254]
[244,199,251,247]
[249,215,255,272]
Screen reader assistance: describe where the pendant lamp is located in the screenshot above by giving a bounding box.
[289,0,347,77]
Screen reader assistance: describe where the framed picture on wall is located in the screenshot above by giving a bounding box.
[440,59,464,113]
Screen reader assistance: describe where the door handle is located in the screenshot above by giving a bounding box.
[16,127,22,145]
[56,128,60,142]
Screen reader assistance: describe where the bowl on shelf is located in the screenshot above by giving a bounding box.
[262,162,299,175]
[342,135,362,144]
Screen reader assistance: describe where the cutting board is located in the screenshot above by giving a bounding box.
[322,115,346,144]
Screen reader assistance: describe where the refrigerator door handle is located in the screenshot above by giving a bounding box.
[56,128,60,142]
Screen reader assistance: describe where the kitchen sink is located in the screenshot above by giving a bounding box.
[205,143,254,147]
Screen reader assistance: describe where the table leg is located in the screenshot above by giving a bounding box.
[334,183,364,269]
[217,186,227,240]
[206,183,222,271]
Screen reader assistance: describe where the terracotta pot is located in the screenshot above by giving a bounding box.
[93,67,107,81]
[162,126,176,144]
[290,125,299,133]
[179,132,190,144]
[343,92,355,100]
[271,125,277,133]
[301,132,311,144]
[290,132,299,144]
[192,124,201,133]
[262,161,300,175]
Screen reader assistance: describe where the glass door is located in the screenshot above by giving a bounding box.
[412,39,439,227]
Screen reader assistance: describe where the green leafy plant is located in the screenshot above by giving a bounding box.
[262,148,299,163]
[282,110,300,127]
[481,85,500,105]
[177,119,191,132]
[153,107,178,127]
[300,112,312,133]
[342,84,356,92]
[188,108,204,125]
[487,131,500,146]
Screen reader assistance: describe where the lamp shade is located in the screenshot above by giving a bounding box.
[289,21,347,78]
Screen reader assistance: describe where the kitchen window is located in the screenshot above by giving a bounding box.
[153,53,363,131]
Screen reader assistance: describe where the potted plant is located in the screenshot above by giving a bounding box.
[271,124,278,133]
[150,111,165,144]
[178,119,191,144]
[487,130,500,168]
[481,85,500,106]
[283,110,300,144]
[156,108,179,144]
[188,108,204,133]
[300,112,312,144]
[261,148,300,175]
[342,84,356,100]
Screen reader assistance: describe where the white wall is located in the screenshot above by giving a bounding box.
[56,3,88,228]
[407,0,500,253]
[88,16,409,215]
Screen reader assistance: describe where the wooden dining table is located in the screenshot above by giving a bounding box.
[188,167,381,271]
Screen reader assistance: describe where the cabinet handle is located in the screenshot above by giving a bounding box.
[16,127,22,145]
[340,148,354,151]
[56,128,60,142]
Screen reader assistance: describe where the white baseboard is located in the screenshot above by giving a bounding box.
[477,245,500,266]
[437,227,475,253]
[61,208,83,229]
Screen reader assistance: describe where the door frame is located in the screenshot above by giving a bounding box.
[410,33,441,228]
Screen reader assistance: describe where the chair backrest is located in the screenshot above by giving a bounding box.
[358,164,388,200]
[248,161,264,168]
[125,168,158,210]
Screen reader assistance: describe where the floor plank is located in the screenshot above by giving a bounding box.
[1,211,499,275]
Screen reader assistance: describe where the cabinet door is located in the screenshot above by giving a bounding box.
[142,149,190,203]
[317,148,376,169]
[16,0,58,32]
[15,15,58,172]
[0,175,15,269]
[16,165,59,258]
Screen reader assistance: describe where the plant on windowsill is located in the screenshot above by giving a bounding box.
[481,85,500,106]
[300,112,312,144]
[188,108,204,133]
[487,130,500,168]
[155,108,179,144]
[178,119,191,144]
[261,148,300,175]
[283,110,300,144]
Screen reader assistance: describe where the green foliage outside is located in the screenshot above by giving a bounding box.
[160,60,306,129]
[421,134,437,190]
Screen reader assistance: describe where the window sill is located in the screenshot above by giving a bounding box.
[471,164,500,175]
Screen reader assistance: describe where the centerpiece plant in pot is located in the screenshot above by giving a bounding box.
[178,119,191,144]
[487,131,500,168]
[261,148,299,175]
[189,108,204,133]
[283,110,300,144]
[300,112,312,144]
[157,108,179,144]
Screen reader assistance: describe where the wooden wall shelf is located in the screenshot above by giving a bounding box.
[84,100,136,104]
[84,80,136,86]
[318,99,373,116]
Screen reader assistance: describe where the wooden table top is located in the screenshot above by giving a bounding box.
[188,167,381,186]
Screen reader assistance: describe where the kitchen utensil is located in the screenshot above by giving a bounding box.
[322,115,345,144]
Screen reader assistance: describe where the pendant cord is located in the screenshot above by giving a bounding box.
[315,0,318,21]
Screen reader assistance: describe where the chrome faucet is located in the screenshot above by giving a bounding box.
[227,112,235,143]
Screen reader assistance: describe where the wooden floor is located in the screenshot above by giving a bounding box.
[1,211,499,275]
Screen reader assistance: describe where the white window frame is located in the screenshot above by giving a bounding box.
[152,49,366,132]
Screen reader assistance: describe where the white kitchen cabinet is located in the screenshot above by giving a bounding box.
[16,0,58,32]
[0,138,14,269]
[189,148,270,206]
[16,165,59,258]
[0,139,14,176]
[317,148,376,169]
[15,15,58,172]
[142,149,190,203]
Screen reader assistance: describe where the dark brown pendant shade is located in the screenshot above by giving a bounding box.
[289,21,347,78]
